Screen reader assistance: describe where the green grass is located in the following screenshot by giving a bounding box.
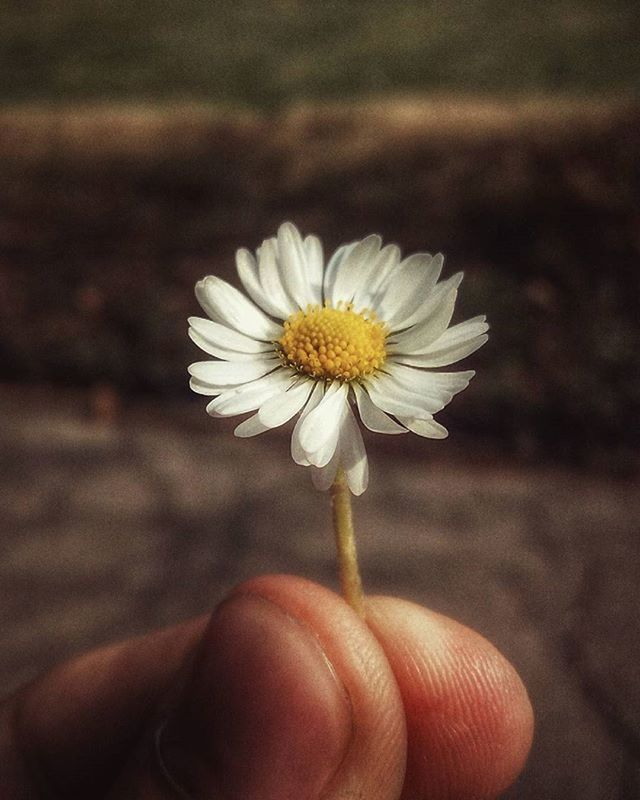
[2,0,639,106]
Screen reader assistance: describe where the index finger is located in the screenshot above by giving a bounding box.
[367,596,534,800]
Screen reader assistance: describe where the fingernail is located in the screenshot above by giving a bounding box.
[162,592,353,799]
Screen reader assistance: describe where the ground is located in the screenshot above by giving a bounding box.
[3,2,639,104]
[1,386,639,798]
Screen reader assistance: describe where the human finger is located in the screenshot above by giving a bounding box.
[122,573,406,799]
[366,596,534,800]
[2,575,407,799]
[0,616,208,798]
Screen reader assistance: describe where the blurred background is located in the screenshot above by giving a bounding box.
[1,1,639,797]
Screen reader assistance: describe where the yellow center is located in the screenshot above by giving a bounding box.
[277,302,388,381]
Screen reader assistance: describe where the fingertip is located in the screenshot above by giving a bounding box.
[367,596,533,800]
[164,575,406,800]
[164,582,353,799]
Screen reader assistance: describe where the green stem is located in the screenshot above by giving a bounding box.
[330,467,365,618]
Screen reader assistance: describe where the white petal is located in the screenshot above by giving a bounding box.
[436,314,488,344]
[364,376,430,419]
[189,376,225,397]
[304,235,324,304]
[340,405,369,495]
[257,238,296,318]
[311,402,369,494]
[310,448,341,491]
[387,274,462,345]
[195,276,282,340]
[400,253,445,328]
[291,381,325,465]
[234,414,271,438]
[188,332,262,363]
[277,222,316,309]
[328,234,381,306]
[297,382,348,467]
[399,417,449,439]
[258,379,314,428]
[206,369,292,417]
[383,363,475,412]
[395,333,488,368]
[236,248,289,320]
[352,243,401,311]
[352,383,407,434]
[188,316,274,360]
[188,358,277,387]
[323,242,356,303]
[397,316,489,365]
[309,397,349,468]
[378,253,445,330]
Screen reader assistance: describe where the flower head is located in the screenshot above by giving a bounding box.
[188,223,488,495]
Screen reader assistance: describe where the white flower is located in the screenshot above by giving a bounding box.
[188,222,488,495]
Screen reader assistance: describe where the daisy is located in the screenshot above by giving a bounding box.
[188,222,488,496]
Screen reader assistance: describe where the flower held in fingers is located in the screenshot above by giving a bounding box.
[188,223,488,496]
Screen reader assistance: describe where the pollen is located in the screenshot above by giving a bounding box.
[278,302,388,381]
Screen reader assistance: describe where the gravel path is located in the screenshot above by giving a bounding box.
[1,387,638,798]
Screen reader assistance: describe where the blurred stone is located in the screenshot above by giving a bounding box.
[0,386,638,799]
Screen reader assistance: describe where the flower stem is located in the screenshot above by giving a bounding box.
[330,468,365,618]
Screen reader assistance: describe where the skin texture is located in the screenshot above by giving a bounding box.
[0,575,533,799]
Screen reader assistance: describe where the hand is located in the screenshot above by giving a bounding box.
[0,575,533,799]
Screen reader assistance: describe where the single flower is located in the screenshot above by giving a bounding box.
[188,222,488,495]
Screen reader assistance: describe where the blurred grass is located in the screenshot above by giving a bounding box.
[0,98,638,473]
[1,0,639,105]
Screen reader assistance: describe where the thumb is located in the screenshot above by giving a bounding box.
[113,575,406,799]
